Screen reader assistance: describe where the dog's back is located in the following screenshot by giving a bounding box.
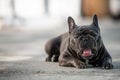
[45,32,68,62]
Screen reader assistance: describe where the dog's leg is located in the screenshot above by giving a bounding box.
[53,54,59,62]
[46,53,59,62]
[98,46,113,69]
[59,53,86,68]
[102,56,113,69]
[45,54,53,62]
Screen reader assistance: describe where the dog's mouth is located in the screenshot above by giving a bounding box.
[81,49,94,59]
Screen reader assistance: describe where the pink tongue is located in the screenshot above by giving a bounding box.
[82,49,92,57]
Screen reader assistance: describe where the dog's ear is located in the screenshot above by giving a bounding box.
[92,14,99,27]
[68,16,76,33]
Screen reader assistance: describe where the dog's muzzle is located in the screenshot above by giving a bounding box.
[81,49,94,58]
[80,38,96,59]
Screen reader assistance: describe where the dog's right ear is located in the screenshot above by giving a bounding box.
[68,16,76,33]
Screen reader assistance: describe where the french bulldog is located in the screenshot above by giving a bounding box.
[45,15,113,69]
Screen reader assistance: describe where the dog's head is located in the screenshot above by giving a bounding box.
[68,15,102,60]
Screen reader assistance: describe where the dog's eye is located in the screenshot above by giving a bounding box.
[90,32,97,36]
[74,36,78,38]
[92,33,97,36]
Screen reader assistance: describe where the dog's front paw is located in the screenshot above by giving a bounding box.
[102,62,113,69]
[76,64,86,69]
[53,55,59,62]
[75,61,86,69]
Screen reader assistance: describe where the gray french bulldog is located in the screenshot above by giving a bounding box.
[45,14,113,69]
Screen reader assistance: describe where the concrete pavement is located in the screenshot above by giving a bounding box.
[0,19,120,80]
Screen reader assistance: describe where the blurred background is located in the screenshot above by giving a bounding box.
[0,0,120,66]
[0,0,120,30]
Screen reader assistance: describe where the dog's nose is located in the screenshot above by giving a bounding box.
[83,38,88,42]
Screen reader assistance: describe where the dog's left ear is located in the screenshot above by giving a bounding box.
[68,16,76,33]
[92,14,99,27]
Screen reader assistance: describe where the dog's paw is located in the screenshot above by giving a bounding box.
[45,57,51,62]
[53,56,59,62]
[76,64,86,69]
[102,62,113,69]
[75,62,86,69]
